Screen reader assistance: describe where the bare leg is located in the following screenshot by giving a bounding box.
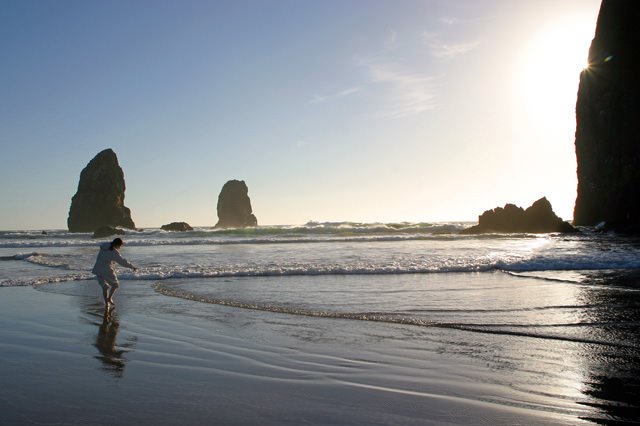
[102,286,110,306]
[96,276,111,306]
[107,286,118,305]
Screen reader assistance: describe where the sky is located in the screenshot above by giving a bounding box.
[0,0,602,229]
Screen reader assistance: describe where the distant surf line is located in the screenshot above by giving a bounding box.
[0,233,534,249]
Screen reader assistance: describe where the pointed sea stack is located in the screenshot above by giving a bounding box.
[215,180,257,228]
[67,149,135,232]
[574,0,640,232]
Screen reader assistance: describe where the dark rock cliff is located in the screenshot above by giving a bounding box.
[68,149,136,232]
[462,197,576,234]
[215,180,258,228]
[574,0,640,232]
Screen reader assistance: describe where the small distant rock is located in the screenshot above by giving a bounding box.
[92,226,126,238]
[161,222,194,232]
[461,197,577,234]
[215,180,258,228]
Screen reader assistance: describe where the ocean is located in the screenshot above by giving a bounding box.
[1,222,639,424]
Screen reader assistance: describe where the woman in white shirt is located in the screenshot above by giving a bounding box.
[92,238,137,306]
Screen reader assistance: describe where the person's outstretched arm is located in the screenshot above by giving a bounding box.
[113,251,136,270]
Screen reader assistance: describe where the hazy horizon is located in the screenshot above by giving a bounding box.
[0,0,601,230]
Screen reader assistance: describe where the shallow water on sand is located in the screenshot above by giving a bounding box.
[6,271,636,425]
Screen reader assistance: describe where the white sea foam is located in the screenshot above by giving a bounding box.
[0,273,94,287]
[4,256,640,289]
[2,224,640,288]
[0,223,469,248]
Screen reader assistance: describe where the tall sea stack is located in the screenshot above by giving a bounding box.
[574,0,640,232]
[215,180,258,228]
[68,149,135,232]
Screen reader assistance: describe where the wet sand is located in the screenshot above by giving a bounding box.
[0,281,583,425]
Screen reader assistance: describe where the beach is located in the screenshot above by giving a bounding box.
[5,0,640,423]
[0,279,582,426]
[1,225,639,425]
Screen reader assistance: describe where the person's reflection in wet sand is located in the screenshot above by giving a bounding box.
[94,306,135,377]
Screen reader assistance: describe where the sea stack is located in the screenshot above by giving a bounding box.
[461,197,576,234]
[67,149,136,232]
[215,180,257,228]
[161,222,194,232]
[574,0,640,232]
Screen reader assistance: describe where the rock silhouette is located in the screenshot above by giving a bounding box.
[215,180,257,228]
[462,197,576,234]
[68,149,135,232]
[161,222,193,232]
[574,0,640,232]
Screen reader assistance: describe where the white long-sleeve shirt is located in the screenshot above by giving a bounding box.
[91,243,135,280]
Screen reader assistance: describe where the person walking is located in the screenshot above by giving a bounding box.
[92,238,137,306]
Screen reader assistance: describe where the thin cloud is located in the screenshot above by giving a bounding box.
[311,86,361,104]
[423,32,480,59]
[295,139,310,149]
[368,63,438,119]
[439,17,458,25]
[385,29,398,48]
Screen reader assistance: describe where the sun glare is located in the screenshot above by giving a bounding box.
[505,14,597,220]
[518,17,595,129]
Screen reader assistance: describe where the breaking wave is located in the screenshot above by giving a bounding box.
[0,222,507,248]
[152,281,640,349]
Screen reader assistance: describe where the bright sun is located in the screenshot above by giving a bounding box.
[505,14,597,220]
[519,16,595,130]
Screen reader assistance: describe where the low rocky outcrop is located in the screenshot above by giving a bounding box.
[574,0,640,232]
[215,180,258,228]
[92,226,126,239]
[462,197,577,234]
[161,222,193,232]
[68,149,135,233]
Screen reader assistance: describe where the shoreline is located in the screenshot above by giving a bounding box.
[0,280,585,425]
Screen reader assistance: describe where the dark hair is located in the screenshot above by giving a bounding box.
[109,238,124,250]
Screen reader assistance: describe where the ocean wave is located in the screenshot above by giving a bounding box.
[8,252,73,269]
[0,235,459,249]
[3,222,635,247]
[0,223,497,249]
[0,273,94,287]
[0,264,526,288]
[499,258,640,273]
[136,263,640,285]
[5,247,640,288]
[6,262,640,289]
[153,281,639,349]
[0,233,549,249]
